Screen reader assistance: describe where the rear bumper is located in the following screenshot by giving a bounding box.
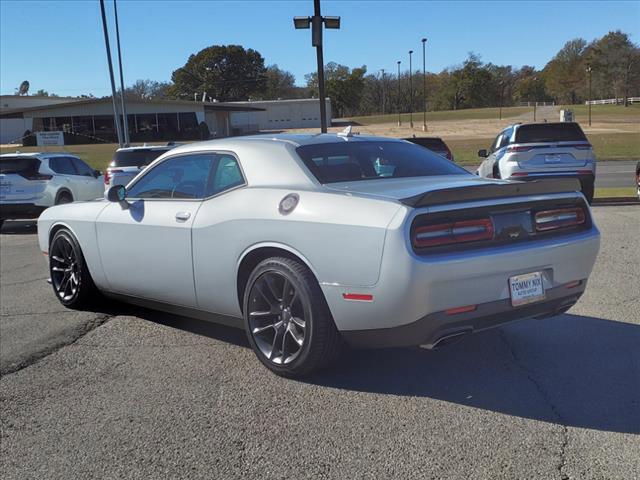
[342,281,586,348]
[0,203,46,219]
[507,172,594,188]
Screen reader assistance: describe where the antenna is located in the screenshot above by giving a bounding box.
[337,125,353,137]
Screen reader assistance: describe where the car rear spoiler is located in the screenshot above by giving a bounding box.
[401,178,582,208]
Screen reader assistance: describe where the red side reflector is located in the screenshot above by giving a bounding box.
[577,170,593,175]
[507,146,532,153]
[565,280,582,289]
[342,293,373,302]
[445,305,477,315]
[42,251,48,256]
[510,172,529,177]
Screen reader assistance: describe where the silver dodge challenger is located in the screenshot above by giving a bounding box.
[37,133,600,377]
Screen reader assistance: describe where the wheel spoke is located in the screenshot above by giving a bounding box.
[58,273,71,295]
[287,324,304,346]
[249,310,276,318]
[51,266,66,272]
[281,278,292,306]
[252,323,276,335]
[281,325,289,360]
[291,316,306,329]
[270,326,285,360]
[263,275,282,303]
[51,255,66,264]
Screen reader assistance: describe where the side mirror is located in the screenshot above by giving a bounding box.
[478,149,488,158]
[106,184,126,202]
[94,169,101,178]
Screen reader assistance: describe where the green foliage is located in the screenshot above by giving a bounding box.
[125,79,171,100]
[306,62,367,117]
[168,45,267,102]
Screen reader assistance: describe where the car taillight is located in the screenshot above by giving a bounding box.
[566,143,592,150]
[104,168,123,184]
[534,207,585,232]
[507,146,532,153]
[413,218,494,248]
[23,173,52,181]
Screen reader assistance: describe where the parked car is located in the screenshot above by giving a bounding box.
[1,152,102,228]
[476,122,596,203]
[404,136,454,161]
[38,133,600,377]
[104,144,179,190]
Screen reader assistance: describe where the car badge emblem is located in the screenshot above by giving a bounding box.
[508,231,521,239]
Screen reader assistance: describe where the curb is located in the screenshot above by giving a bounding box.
[592,197,639,206]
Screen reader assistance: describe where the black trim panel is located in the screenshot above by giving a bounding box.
[102,291,243,329]
[341,282,586,349]
[402,178,581,207]
[0,203,46,219]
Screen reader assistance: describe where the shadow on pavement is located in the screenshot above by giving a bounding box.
[85,297,639,434]
[305,313,640,435]
[0,219,38,235]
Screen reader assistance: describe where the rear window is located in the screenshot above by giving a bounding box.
[296,141,468,184]
[515,123,587,143]
[0,157,40,175]
[111,148,170,168]
[405,137,448,151]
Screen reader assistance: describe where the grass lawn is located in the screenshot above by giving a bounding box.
[595,187,637,198]
[560,103,640,124]
[347,106,531,125]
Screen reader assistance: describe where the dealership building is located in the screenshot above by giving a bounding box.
[0,95,332,144]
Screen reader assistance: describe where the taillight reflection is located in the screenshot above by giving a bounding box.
[413,218,494,248]
[534,207,585,232]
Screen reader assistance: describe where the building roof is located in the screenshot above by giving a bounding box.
[0,97,264,117]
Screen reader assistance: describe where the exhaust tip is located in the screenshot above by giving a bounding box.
[420,329,472,350]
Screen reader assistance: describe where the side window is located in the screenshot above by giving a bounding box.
[498,127,513,149]
[71,157,95,177]
[207,154,245,196]
[49,157,76,175]
[489,134,501,153]
[127,153,215,199]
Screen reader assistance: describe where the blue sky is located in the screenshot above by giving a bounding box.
[1,0,639,97]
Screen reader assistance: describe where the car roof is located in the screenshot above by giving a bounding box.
[115,145,175,152]
[0,152,78,159]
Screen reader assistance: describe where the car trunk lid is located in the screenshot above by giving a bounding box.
[0,157,48,202]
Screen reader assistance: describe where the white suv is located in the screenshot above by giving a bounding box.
[104,144,178,191]
[477,122,596,203]
[0,152,103,228]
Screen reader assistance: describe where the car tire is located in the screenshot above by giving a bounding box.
[492,163,501,179]
[55,191,73,205]
[243,256,343,378]
[49,229,99,309]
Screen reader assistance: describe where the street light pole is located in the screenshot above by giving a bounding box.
[99,0,124,147]
[533,76,537,122]
[586,65,592,126]
[397,61,402,126]
[421,38,427,131]
[293,0,340,134]
[409,50,414,128]
[380,69,385,115]
[113,0,130,146]
[499,80,504,120]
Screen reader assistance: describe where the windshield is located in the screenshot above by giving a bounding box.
[515,123,588,143]
[111,149,170,168]
[296,141,468,184]
[0,157,40,175]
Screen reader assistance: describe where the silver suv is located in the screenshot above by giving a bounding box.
[477,122,596,202]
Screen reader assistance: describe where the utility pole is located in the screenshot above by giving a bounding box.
[99,0,123,147]
[293,0,340,133]
[397,61,402,126]
[421,38,427,131]
[586,65,592,126]
[533,76,537,122]
[499,80,504,120]
[409,50,414,128]
[113,0,130,146]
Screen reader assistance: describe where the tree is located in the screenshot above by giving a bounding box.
[33,89,58,97]
[306,63,367,117]
[167,45,267,101]
[586,31,640,105]
[125,79,171,100]
[257,65,297,100]
[543,38,588,104]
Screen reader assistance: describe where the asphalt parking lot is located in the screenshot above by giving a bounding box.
[1,206,639,479]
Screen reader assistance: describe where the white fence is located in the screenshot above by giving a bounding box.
[518,101,556,107]
[585,97,640,105]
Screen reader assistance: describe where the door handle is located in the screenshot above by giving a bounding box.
[175,211,191,221]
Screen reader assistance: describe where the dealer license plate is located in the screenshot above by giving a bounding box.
[509,272,545,307]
